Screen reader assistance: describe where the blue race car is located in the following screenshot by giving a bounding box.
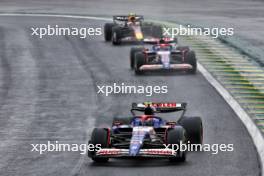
[88,102,203,163]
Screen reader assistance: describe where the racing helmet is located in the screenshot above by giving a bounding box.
[144,104,155,115]
[159,38,166,44]
[128,13,136,23]
[157,39,172,51]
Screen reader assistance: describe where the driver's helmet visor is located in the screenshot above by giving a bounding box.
[128,16,136,22]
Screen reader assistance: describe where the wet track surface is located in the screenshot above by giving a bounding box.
[1,0,264,50]
[0,1,263,176]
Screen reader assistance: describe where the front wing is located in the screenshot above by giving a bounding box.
[95,148,177,158]
[139,63,193,71]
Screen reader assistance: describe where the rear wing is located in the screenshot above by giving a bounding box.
[113,15,144,22]
[131,102,187,113]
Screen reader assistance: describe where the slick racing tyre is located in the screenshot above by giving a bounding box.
[185,50,197,74]
[112,26,122,45]
[88,128,109,163]
[104,23,115,41]
[130,47,144,69]
[167,126,187,162]
[134,52,146,75]
[179,116,203,144]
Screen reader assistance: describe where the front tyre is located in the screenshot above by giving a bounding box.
[104,23,115,41]
[185,50,197,74]
[112,27,122,45]
[88,128,109,162]
[134,52,145,75]
[130,47,144,69]
[167,126,187,162]
[179,116,203,144]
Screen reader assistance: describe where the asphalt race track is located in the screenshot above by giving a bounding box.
[0,1,263,176]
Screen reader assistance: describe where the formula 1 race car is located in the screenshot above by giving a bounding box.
[130,38,197,75]
[88,102,203,163]
[104,14,163,45]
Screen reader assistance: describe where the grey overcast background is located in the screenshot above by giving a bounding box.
[0,0,263,176]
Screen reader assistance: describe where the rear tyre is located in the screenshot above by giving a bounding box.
[185,50,197,74]
[167,126,187,162]
[179,116,203,144]
[134,52,146,75]
[112,27,122,45]
[104,23,115,42]
[88,128,109,162]
[130,47,144,69]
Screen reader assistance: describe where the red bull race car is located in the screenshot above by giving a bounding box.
[130,38,197,75]
[88,102,203,163]
[104,14,163,45]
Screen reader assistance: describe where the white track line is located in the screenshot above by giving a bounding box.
[0,12,263,175]
[0,13,111,21]
[198,63,264,175]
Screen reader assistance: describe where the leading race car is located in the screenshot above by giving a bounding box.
[104,14,163,45]
[130,38,197,75]
[88,102,203,163]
